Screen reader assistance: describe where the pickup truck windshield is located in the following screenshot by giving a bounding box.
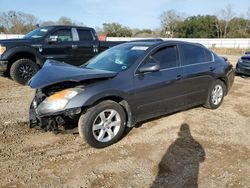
[84,44,148,72]
[24,26,54,39]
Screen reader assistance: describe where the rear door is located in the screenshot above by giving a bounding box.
[132,44,186,120]
[180,43,215,105]
[72,28,99,66]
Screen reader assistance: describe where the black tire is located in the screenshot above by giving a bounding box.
[78,100,126,148]
[10,59,39,85]
[204,80,226,109]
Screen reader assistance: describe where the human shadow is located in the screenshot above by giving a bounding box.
[151,123,205,188]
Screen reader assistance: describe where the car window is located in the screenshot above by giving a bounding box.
[204,49,213,62]
[24,26,54,39]
[147,46,179,69]
[182,44,212,65]
[77,29,94,41]
[50,29,73,42]
[85,44,147,72]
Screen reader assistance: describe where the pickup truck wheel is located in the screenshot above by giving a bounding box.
[10,59,38,85]
[204,80,225,109]
[78,100,126,148]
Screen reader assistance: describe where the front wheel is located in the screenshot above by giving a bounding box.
[204,80,226,109]
[78,100,126,148]
[10,59,39,85]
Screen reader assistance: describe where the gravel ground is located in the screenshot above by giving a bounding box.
[0,55,249,188]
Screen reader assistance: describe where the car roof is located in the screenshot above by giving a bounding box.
[125,40,205,49]
[39,25,93,30]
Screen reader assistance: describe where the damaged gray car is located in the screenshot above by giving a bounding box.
[29,41,234,148]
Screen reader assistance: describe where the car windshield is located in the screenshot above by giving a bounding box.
[84,44,148,72]
[24,26,53,39]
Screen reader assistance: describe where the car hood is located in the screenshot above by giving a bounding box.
[0,38,33,45]
[29,60,117,89]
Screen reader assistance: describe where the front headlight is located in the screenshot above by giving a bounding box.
[37,88,83,114]
[0,45,6,55]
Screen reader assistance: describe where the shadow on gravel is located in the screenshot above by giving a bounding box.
[151,123,205,188]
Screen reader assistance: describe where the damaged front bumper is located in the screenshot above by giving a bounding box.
[29,101,82,133]
[0,60,8,75]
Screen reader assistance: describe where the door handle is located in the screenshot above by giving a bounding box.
[93,45,99,53]
[210,67,215,71]
[72,45,78,49]
[176,75,182,80]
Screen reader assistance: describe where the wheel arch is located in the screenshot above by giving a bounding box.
[5,47,44,75]
[87,96,134,128]
[216,77,228,95]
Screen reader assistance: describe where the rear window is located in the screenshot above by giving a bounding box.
[182,44,212,65]
[77,29,94,41]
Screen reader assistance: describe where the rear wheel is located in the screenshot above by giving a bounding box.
[78,100,126,148]
[204,80,226,109]
[10,58,39,85]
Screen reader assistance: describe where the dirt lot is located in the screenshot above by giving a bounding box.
[0,55,249,188]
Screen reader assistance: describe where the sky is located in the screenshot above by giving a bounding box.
[0,0,249,29]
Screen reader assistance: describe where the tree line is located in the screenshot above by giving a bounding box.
[0,5,250,38]
[161,5,250,38]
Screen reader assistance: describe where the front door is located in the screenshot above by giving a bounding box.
[41,28,77,65]
[132,45,186,121]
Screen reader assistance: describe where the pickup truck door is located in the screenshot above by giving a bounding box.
[41,28,77,64]
[70,28,99,66]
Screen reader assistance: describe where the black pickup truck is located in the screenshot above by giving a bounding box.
[0,25,123,84]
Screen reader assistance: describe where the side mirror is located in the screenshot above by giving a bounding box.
[138,63,160,73]
[47,36,58,43]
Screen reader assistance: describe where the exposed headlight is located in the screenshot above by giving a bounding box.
[0,45,6,55]
[37,88,83,114]
[238,59,243,63]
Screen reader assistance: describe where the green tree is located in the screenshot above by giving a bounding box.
[133,29,154,37]
[175,15,218,38]
[103,23,132,37]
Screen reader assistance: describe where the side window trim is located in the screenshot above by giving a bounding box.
[90,30,97,41]
[72,28,79,41]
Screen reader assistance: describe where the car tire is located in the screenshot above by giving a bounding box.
[10,58,39,85]
[78,100,126,148]
[204,80,226,109]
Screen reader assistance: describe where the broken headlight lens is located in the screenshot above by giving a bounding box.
[37,88,82,114]
[0,45,6,55]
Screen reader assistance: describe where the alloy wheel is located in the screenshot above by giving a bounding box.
[92,109,121,142]
[211,84,223,105]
